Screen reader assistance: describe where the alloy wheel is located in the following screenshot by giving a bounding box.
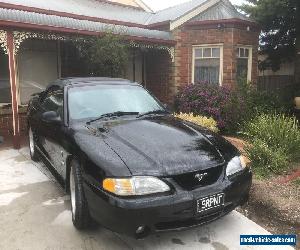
[70,167,76,219]
[29,127,35,155]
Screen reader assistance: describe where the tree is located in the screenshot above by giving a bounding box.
[240,0,298,72]
[77,33,129,77]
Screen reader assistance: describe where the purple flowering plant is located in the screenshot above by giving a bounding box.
[175,82,246,133]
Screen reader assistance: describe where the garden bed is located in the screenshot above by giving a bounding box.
[226,136,300,249]
[237,177,300,249]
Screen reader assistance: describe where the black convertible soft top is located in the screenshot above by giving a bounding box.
[47,77,139,89]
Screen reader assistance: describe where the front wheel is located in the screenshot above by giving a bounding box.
[28,126,39,162]
[69,159,91,230]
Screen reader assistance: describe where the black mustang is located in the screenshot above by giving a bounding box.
[27,77,252,238]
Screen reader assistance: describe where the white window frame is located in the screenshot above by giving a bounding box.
[192,44,223,86]
[236,45,253,82]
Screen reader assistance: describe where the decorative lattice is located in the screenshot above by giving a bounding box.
[12,31,175,61]
[0,30,8,54]
[13,31,75,54]
[129,41,175,62]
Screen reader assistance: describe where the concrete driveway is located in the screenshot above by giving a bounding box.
[0,147,295,250]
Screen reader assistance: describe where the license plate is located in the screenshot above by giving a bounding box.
[197,193,225,213]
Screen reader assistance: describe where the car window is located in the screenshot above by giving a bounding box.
[68,85,164,120]
[41,90,64,119]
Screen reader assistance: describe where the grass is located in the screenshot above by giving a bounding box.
[292,177,300,187]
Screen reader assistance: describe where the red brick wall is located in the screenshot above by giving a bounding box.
[172,23,260,93]
[145,50,174,104]
[144,23,259,104]
[0,113,27,136]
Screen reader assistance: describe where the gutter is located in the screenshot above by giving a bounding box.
[0,19,176,46]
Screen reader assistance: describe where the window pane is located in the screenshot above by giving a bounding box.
[237,58,248,81]
[0,51,11,103]
[195,48,202,58]
[203,48,211,57]
[245,48,249,57]
[194,58,220,84]
[240,48,245,58]
[212,48,220,57]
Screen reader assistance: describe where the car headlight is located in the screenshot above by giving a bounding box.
[103,176,170,196]
[226,156,247,177]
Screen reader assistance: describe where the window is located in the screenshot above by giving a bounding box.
[68,85,164,120]
[193,46,223,85]
[237,47,252,82]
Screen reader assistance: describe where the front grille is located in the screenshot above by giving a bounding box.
[173,165,224,190]
[155,211,222,231]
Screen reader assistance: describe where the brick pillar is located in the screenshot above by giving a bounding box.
[6,31,20,149]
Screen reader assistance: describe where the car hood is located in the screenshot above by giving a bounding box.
[92,115,226,176]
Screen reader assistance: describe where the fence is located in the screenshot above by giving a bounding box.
[257,75,295,92]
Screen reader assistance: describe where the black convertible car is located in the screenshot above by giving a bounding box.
[27,77,252,238]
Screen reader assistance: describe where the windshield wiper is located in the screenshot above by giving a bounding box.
[87,111,139,125]
[137,109,169,118]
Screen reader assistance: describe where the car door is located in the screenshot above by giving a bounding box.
[39,89,65,176]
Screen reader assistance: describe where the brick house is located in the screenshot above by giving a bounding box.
[0,0,259,148]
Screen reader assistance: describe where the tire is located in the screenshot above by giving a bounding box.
[28,126,39,162]
[69,158,91,230]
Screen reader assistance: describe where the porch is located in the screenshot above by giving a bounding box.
[0,30,175,149]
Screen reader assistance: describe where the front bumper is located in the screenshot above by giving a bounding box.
[84,169,252,237]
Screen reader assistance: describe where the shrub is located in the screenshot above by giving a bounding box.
[243,113,300,177]
[175,83,245,133]
[244,113,300,159]
[175,81,291,134]
[236,80,288,123]
[174,113,219,133]
[76,33,129,77]
[244,139,289,177]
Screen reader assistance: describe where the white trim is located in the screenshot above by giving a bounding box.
[134,0,153,12]
[248,47,253,82]
[170,0,220,30]
[220,45,223,85]
[237,45,252,82]
[192,47,195,83]
[192,43,223,47]
[192,44,223,86]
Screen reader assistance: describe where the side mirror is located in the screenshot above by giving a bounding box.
[42,111,61,124]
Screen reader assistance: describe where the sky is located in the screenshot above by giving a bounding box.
[143,0,246,12]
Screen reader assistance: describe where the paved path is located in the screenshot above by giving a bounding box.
[0,148,295,250]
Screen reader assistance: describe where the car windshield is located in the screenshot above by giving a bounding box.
[68,84,165,120]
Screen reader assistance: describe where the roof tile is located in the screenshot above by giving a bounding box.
[0,8,173,41]
[0,0,252,26]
